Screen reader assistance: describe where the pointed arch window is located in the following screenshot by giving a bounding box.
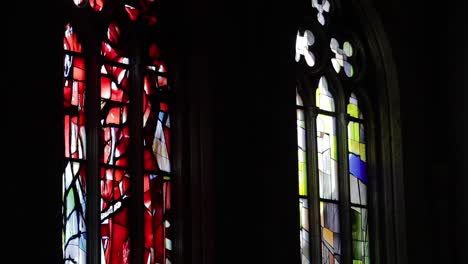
[62,1,174,264]
[295,1,378,264]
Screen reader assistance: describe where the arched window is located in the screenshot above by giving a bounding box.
[294,1,389,264]
[62,1,173,263]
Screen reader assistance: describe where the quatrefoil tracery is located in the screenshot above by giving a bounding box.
[295,30,316,67]
[312,0,331,26]
[330,38,355,78]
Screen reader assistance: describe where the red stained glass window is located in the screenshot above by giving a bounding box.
[62,1,174,264]
[63,23,88,264]
[142,44,172,262]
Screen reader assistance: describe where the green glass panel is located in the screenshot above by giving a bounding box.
[352,209,363,240]
[353,241,364,256]
[351,207,369,263]
[347,65,355,77]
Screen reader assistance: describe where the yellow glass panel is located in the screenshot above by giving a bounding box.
[331,136,337,159]
[297,147,307,195]
[298,159,308,196]
[315,88,320,107]
[320,202,324,225]
[348,104,359,118]
[322,227,334,246]
[349,139,360,155]
[348,122,359,141]
[360,143,366,162]
[352,122,360,141]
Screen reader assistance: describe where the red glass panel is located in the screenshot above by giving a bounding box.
[101,208,130,264]
[101,65,129,102]
[145,15,157,25]
[143,95,152,127]
[64,80,72,107]
[73,57,86,81]
[102,23,129,64]
[102,42,128,64]
[149,44,160,58]
[158,76,167,87]
[106,107,124,125]
[90,0,104,12]
[160,102,168,112]
[100,167,131,264]
[108,22,121,45]
[64,24,82,53]
[124,1,158,24]
[143,74,156,95]
[144,149,158,171]
[124,5,140,21]
[143,174,171,264]
[144,71,169,93]
[101,126,130,166]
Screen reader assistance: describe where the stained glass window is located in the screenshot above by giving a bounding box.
[99,21,132,263]
[142,43,173,264]
[63,23,87,264]
[347,94,370,264]
[62,1,174,263]
[295,1,373,264]
[315,77,341,263]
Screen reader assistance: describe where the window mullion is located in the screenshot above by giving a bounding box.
[305,106,321,264]
[128,24,145,264]
[86,35,102,264]
[338,111,352,264]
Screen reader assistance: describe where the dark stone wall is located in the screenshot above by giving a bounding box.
[372,1,467,263]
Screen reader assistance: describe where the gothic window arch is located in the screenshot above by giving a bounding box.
[294,1,404,264]
[62,1,174,263]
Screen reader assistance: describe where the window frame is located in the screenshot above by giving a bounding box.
[294,0,407,263]
[60,2,188,263]
[297,71,377,264]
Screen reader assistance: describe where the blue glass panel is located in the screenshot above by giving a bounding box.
[349,154,367,184]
